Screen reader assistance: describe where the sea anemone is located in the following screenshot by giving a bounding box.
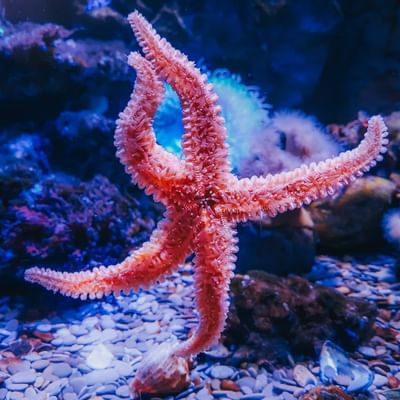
[382,209,400,247]
[153,70,340,179]
[153,68,270,167]
[238,109,341,177]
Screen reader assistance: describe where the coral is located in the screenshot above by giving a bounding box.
[24,11,387,397]
[50,110,125,182]
[225,271,377,360]
[0,175,153,278]
[5,1,400,123]
[238,110,341,177]
[272,110,339,160]
[0,22,71,55]
[327,113,369,149]
[0,20,131,124]
[327,111,400,179]
[0,133,49,204]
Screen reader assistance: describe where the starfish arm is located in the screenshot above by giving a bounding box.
[115,52,188,204]
[218,115,388,221]
[128,12,231,184]
[174,213,238,357]
[24,210,194,300]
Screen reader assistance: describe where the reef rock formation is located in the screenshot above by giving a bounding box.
[309,176,395,251]
[225,271,377,362]
[0,173,153,287]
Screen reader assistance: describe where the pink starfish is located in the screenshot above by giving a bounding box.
[25,11,388,397]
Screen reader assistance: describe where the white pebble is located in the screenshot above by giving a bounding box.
[86,343,114,369]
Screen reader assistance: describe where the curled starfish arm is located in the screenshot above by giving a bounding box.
[174,213,238,357]
[128,11,231,182]
[25,210,194,300]
[218,115,388,221]
[115,52,188,203]
[131,214,238,397]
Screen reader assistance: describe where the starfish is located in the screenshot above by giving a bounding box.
[25,11,388,397]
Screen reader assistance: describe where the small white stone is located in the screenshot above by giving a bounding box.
[11,370,36,384]
[83,368,119,385]
[143,321,160,334]
[293,365,317,387]
[100,315,116,329]
[56,328,71,337]
[168,293,183,306]
[86,343,114,370]
[77,329,101,345]
[210,365,235,380]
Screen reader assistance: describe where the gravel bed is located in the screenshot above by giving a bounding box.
[0,256,399,400]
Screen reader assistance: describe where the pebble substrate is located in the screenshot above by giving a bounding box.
[0,255,399,400]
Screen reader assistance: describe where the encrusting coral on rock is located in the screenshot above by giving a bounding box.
[225,271,377,360]
[25,11,388,397]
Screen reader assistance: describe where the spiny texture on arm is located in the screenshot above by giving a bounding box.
[129,11,231,186]
[25,211,194,299]
[174,213,237,357]
[131,213,238,395]
[218,115,388,221]
[115,52,187,204]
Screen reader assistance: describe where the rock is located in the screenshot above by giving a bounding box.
[220,380,240,391]
[63,394,78,400]
[239,395,265,400]
[131,342,190,396]
[100,315,116,329]
[374,374,388,388]
[7,361,31,374]
[301,385,353,400]
[31,360,49,371]
[309,176,395,251]
[358,346,376,358]
[273,382,298,393]
[77,329,102,345]
[86,343,114,369]
[388,376,400,389]
[44,379,67,396]
[382,389,400,400]
[83,369,119,385]
[225,272,377,361]
[293,365,317,387]
[143,321,161,334]
[210,366,236,380]
[115,385,130,397]
[196,387,213,400]
[10,370,36,384]
[50,362,72,378]
[204,343,231,360]
[236,208,315,275]
[96,384,116,395]
[69,377,86,394]
[236,376,256,391]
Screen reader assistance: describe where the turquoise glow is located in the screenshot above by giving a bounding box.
[153,69,270,169]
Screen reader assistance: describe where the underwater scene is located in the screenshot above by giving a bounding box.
[1,0,400,399]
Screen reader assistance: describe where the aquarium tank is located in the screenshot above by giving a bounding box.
[1,1,400,399]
